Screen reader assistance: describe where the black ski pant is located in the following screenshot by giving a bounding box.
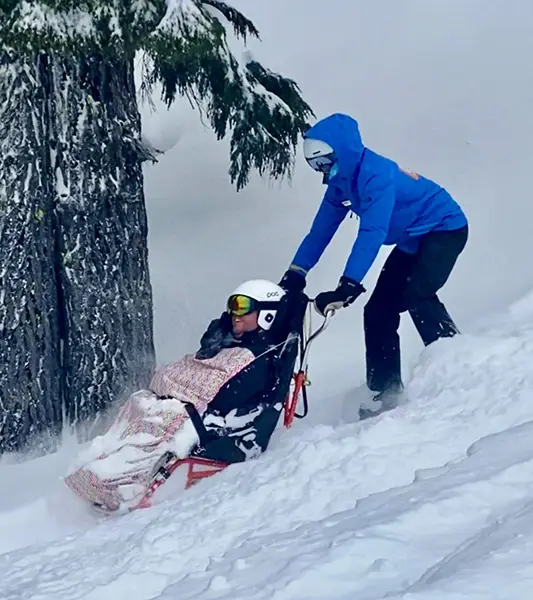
[364,225,468,393]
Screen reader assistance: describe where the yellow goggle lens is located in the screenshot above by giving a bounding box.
[227,295,256,316]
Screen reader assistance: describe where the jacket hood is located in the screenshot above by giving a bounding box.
[304,113,364,186]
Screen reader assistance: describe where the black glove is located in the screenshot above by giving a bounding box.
[195,312,234,359]
[279,268,306,293]
[314,276,365,316]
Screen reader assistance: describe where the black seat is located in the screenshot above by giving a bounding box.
[268,292,309,347]
[189,294,309,464]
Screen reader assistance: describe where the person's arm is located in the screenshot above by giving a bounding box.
[343,169,395,283]
[290,187,349,275]
[195,313,232,359]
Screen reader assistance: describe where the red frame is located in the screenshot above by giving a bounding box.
[131,456,229,511]
[131,371,307,511]
[283,370,306,428]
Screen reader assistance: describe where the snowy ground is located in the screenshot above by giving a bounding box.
[3,290,533,600]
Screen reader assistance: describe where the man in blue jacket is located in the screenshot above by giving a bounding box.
[279,113,468,418]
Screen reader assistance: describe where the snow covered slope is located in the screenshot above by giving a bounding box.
[3,292,533,600]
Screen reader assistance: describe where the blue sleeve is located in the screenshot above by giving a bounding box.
[290,187,348,274]
[343,170,395,282]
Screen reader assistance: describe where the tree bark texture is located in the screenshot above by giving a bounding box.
[0,52,63,450]
[0,52,156,452]
[50,55,155,430]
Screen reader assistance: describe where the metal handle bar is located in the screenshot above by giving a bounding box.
[299,303,335,370]
[282,300,335,426]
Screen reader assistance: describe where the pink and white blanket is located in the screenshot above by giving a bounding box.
[65,347,255,511]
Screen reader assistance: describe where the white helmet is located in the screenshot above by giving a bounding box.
[303,137,336,178]
[303,137,334,160]
[227,279,285,331]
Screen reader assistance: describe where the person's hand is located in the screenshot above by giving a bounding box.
[314,276,365,316]
[279,268,306,293]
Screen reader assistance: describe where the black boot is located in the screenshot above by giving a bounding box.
[358,382,405,420]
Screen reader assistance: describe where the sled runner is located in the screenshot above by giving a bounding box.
[64,298,333,514]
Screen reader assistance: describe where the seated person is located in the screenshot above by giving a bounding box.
[65,279,302,511]
[150,278,290,418]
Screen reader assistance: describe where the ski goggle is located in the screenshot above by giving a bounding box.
[226,295,280,317]
[227,295,259,317]
[306,154,339,183]
[306,153,336,175]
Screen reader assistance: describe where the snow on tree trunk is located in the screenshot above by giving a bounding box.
[49,55,156,434]
[0,51,156,452]
[0,51,63,451]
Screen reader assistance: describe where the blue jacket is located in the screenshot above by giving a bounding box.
[291,114,467,283]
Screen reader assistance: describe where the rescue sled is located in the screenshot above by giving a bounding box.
[64,298,333,514]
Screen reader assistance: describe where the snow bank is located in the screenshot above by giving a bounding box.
[2,291,533,599]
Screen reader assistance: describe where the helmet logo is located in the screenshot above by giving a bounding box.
[266,291,280,298]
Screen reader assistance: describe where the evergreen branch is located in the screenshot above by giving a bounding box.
[143,3,313,189]
[200,0,259,42]
[1,1,105,54]
[0,0,165,57]
[245,59,312,120]
[3,0,314,189]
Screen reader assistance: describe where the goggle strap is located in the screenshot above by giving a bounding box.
[257,301,281,311]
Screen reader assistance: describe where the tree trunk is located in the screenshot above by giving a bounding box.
[0,51,156,452]
[50,55,156,434]
[0,51,63,452]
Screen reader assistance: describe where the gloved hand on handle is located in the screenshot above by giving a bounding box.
[279,267,307,293]
[314,276,365,317]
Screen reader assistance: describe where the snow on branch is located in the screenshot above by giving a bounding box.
[1,0,161,53]
[2,0,313,189]
[156,0,211,34]
[201,0,259,42]
[6,1,98,47]
[144,0,313,188]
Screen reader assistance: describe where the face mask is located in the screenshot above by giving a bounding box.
[320,160,339,184]
[327,161,339,180]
